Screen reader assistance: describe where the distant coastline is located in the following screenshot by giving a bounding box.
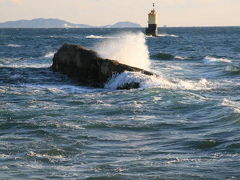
[0,18,142,28]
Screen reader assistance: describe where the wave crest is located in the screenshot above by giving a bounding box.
[222,98,240,113]
[86,35,117,39]
[6,44,22,47]
[44,51,55,58]
[203,56,232,64]
[225,64,240,73]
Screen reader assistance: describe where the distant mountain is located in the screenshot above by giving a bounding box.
[104,21,142,28]
[0,18,142,28]
[0,18,92,28]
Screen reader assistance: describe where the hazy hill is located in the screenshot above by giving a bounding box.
[0,18,92,28]
[104,21,142,28]
[0,18,142,28]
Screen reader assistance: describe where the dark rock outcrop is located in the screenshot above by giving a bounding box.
[51,44,154,89]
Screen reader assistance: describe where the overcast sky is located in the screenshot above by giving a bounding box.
[0,0,239,27]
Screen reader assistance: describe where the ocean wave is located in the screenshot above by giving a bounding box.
[105,71,215,91]
[146,33,179,38]
[225,64,240,73]
[6,44,22,48]
[0,57,23,65]
[0,58,51,68]
[151,52,174,60]
[27,151,66,163]
[175,56,188,60]
[44,51,55,58]
[221,98,240,113]
[22,84,100,94]
[158,33,179,38]
[203,56,232,64]
[151,53,188,60]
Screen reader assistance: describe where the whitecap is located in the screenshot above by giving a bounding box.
[221,98,240,113]
[85,35,116,39]
[158,33,179,38]
[146,33,179,38]
[27,151,66,162]
[0,154,11,159]
[175,56,187,60]
[44,51,55,58]
[6,44,22,47]
[203,56,232,64]
[57,122,85,130]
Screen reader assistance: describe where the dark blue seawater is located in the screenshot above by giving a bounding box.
[0,27,240,179]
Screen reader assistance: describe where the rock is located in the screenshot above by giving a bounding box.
[51,44,154,89]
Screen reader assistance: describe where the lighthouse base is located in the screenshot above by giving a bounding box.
[146,24,158,36]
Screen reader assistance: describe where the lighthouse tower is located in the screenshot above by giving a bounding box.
[146,3,158,36]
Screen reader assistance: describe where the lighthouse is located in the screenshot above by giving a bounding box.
[146,3,158,36]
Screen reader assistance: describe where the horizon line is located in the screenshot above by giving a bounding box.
[0,18,239,28]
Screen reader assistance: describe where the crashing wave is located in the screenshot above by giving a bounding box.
[105,71,215,91]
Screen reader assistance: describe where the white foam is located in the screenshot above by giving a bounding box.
[85,35,117,39]
[222,98,240,113]
[27,151,66,162]
[6,44,22,47]
[44,51,55,58]
[158,33,179,38]
[86,35,105,39]
[203,56,232,64]
[94,32,150,70]
[57,122,85,130]
[175,56,187,60]
[0,154,11,159]
[105,71,215,91]
[5,61,51,68]
[146,33,179,38]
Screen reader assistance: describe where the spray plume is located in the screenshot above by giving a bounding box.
[94,32,151,70]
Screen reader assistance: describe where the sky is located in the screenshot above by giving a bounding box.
[0,0,240,27]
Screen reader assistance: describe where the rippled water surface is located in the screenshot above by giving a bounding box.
[0,27,240,179]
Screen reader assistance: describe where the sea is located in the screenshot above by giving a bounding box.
[0,27,240,179]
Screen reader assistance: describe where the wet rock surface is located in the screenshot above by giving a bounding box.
[51,44,154,89]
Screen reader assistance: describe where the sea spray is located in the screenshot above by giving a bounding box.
[94,32,150,70]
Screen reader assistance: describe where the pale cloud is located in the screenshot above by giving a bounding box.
[0,0,22,5]
[11,0,21,4]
